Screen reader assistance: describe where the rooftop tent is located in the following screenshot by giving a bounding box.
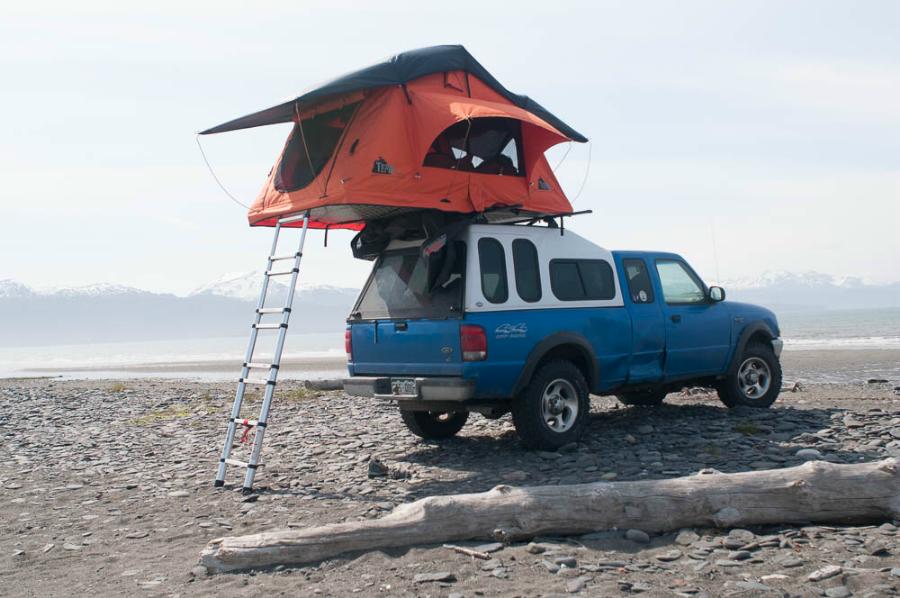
[200,45,588,229]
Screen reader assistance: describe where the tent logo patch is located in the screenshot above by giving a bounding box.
[372,157,393,175]
[537,178,552,191]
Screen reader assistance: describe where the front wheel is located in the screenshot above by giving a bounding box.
[717,342,782,408]
[400,410,469,439]
[512,360,590,450]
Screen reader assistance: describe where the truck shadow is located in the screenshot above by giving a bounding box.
[392,395,886,499]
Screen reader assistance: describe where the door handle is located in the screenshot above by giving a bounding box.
[395,321,408,331]
[671,314,682,323]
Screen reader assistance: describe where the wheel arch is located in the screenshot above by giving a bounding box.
[511,332,600,396]
[727,322,776,376]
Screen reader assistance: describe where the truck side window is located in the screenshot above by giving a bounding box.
[550,259,615,301]
[478,237,508,303]
[512,239,541,302]
[623,258,654,304]
[656,259,706,304]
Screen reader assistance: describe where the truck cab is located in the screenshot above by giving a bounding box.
[344,222,783,450]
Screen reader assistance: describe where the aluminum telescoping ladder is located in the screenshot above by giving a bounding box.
[214,211,310,494]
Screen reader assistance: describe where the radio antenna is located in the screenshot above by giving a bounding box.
[709,218,721,284]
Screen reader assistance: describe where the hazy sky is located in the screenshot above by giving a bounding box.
[1,0,898,294]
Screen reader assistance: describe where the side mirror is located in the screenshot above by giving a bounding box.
[709,286,726,302]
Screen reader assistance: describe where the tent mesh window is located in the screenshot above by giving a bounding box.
[424,117,524,176]
[275,102,360,192]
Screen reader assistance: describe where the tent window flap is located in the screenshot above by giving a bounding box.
[424,117,524,177]
[275,102,360,192]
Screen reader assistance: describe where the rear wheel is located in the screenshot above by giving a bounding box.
[717,342,782,408]
[400,410,469,439]
[512,360,590,450]
[616,389,667,406]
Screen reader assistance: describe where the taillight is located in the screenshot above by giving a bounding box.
[345,328,352,360]
[460,324,487,361]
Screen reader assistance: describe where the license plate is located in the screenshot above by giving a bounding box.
[391,378,417,396]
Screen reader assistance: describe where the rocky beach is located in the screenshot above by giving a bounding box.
[2,373,899,597]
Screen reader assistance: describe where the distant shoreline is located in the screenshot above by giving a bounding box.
[7,348,898,385]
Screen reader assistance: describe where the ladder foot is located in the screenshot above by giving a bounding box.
[241,487,255,496]
[213,479,225,487]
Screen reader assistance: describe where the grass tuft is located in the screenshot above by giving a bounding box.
[733,420,762,435]
[109,382,127,393]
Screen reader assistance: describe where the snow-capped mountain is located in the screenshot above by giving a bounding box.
[189,271,359,304]
[0,279,34,298]
[0,275,358,347]
[1,280,151,298]
[40,283,153,298]
[724,271,868,290]
[723,271,899,310]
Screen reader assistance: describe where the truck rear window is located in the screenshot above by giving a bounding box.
[352,244,466,319]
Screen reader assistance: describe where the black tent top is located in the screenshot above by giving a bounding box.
[199,44,587,142]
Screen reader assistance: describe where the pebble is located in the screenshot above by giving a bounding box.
[625,529,650,544]
[125,531,149,539]
[473,542,504,553]
[413,572,456,584]
[807,564,842,582]
[554,556,577,568]
[824,587,851,598]
[675,530,699,546]
[795,448,823,460]
[656,549,682,562]
[566,576,591,593]
[62,543,82,551]
[727,550,752,561]
[167,490,190,498]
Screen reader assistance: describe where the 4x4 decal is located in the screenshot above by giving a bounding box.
[495,323,527,339]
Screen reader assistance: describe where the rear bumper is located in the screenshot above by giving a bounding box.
[343,376,476,402]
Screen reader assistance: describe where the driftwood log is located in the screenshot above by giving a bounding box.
[200,458,899,573]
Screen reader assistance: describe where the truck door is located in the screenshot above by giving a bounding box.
[620,258,665,383]
[654,258,731,377]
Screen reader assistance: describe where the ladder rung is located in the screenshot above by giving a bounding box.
[240,377,275,386]
[269,253,301,262]
[244,362,277,370]
[278,213,308,224]
[256,307,290,314]
[265,268,299,277]
[253,323,287,330]
[232,418,259,426]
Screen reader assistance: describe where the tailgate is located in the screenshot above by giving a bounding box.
[349,319,463,376]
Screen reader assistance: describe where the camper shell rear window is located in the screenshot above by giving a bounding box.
[352,243,466,320]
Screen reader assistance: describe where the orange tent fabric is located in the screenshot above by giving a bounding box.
[200,46,586,229]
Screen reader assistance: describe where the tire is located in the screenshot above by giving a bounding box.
[717,342,782,408]
[512,360,590,450]
[400,410,469,439]
[617,389,667,406]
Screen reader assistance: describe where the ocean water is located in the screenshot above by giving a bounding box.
[1,308,897,382]
[778,307,900,350]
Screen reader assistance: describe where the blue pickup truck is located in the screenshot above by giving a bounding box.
[344,223,783,450]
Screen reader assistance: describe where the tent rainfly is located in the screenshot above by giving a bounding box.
[200,45,588,229]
